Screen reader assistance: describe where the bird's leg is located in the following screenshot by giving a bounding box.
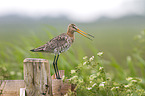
[53,55,58,78]
[55,54,61,79]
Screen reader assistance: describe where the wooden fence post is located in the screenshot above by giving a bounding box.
[23,58,52,96]
[52,70,72,96]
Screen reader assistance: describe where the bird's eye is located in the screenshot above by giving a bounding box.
[73,26,77,29]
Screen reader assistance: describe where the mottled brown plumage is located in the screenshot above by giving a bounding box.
[30,33,73,54]
[30,24,94,79]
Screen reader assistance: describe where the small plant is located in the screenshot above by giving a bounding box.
[64,52,145,96]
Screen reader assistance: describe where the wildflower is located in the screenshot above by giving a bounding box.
[99,82,104,87]
[126,77,133,81]
[90,81,92,83]
[131,80,137,83]
[64,93,68,96]
[62,75,65,80]
[89,56,94,62]
[71,70,76,74]
[101,82,105,84]
[83,56,88,59]
[99,82,105,87]
[83,61,87,65]
[124,85,129,88]
[87,87,92,90]
[99,83,104,87]
[89,74,97,80]
[99,67,104,71]
[97,52,104,57]
[92,83,97,87]
[111,87,115,91]
[116,87,119,88]
[111,87,119,91]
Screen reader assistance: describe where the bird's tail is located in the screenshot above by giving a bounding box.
[30,45,45,52]
[30,49,36,52]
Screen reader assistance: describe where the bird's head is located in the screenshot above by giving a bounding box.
[67,24,94,40]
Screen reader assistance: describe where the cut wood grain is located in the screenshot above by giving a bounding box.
[24,58,52,96]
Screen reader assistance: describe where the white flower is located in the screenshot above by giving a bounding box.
[111,87,115,90]
[97,52,104,57]
[92,83,97,87]
[131,80,137,83]
[89,74,97,80]
[89,56,94,62]
[71,70,76,74]
[64,93,68,96]
[99,82,105,87]
[90,81,92,83]
[126,77,133,81]
[83,62,87,65]
[124,85,129,88]
[99,83,104,87]
[83,56,88,59]
[116,87,119,88]
[87,87,92,90]
[99,67,104,71]
[111,86,119,90]
[62,75,65,80]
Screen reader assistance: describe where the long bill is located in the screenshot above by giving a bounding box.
[76,29,94,40]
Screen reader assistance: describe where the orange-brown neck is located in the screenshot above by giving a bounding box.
[67,30,75,40]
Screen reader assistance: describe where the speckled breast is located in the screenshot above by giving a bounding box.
[53,35,73,55]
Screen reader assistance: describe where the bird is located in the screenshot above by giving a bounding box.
[30,24,94,79]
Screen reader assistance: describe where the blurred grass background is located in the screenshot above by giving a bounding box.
[0,15,145,88]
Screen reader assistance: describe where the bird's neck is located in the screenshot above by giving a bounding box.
[67,31,75,40]
[67,32,74,37]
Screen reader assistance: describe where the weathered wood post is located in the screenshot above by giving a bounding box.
[23,58,52,96]
[52,70,71,96]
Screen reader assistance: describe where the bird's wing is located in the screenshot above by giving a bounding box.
[45,33,69,52]
[31,33,70,53]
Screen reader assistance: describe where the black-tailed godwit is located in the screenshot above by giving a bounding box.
[30,24,94,79]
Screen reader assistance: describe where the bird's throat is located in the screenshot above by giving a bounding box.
[67,32,75,40]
